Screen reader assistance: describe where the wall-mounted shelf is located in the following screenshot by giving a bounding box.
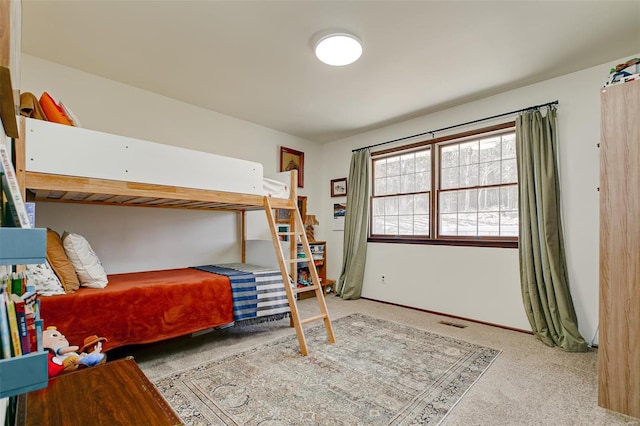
[0,228,46,265]
[0,227,48,398]
[0,351,48,398]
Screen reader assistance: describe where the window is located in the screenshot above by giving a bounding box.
[370,123,517,247]
[372,148,431,236]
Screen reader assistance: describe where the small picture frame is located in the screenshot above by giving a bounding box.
[331,178,347,197]
[277,209,290,223]
[298,195,307,219]
[280,146,304,188]
[276,195,307,223]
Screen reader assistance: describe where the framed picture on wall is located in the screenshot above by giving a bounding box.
[298,195,307,219]
[331,178,347,197]
[277,196,307,223]
[280,146,304,188]
[333,202,346,230]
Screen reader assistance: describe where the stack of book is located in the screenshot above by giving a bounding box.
[0,275,43,359]
[0,144,32,228]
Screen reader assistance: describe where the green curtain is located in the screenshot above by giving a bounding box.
[337,149,370,299]
[516,108,587,352]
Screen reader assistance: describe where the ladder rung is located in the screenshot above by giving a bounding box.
[300,313,327,325]
[288,258,309,263]
[293,285,319,294]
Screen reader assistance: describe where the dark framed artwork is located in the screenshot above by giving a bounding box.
[277,195,307,223]
[298,196,307,219]
[331,178,347,197]
[280,146,304,188]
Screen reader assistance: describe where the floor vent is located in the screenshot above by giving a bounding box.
[439,320,468,329]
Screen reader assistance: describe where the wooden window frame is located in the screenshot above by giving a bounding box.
[368,122,518,248]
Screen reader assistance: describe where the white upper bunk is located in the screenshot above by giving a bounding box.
[25,117,264,194]
[15,117,294,211]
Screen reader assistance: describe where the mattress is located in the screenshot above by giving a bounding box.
[39,268,234,351]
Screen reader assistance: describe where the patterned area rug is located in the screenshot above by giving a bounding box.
[155,313,500,425]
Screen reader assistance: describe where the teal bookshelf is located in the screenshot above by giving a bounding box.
[0,228,46,265]
[0,227,48,399]
[0,351,48,398]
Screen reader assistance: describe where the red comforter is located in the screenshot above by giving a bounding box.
[39,268,234,351]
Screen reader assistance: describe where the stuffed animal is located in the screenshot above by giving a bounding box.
[42,326,106,377]
[79,335,108,360]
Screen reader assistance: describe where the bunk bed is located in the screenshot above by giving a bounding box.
[13,117,299,351]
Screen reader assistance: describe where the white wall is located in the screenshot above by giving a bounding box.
[22,52,635,342]
[20,54,323,273]
[322,56,638,340]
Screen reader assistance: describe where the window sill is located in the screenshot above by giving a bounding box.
[367,237,518,249]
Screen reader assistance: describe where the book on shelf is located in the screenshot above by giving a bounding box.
[25,202,36,228]
[10,271,25,296]
[0,285,12,359]
[22,290,38,352]
[35,318,44,352]
[0,283,42,359]
[0,143,32,228]
[10,293,30,354]
[5,293,22,357]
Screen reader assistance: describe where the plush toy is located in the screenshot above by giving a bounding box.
[79,335,108,359]
[42,326,106,377]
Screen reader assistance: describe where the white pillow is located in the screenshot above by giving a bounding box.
[62,232,108,289]
[25,261,66,296]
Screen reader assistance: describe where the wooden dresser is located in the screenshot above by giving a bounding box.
[598,78,640,419]
[16,357,181,425]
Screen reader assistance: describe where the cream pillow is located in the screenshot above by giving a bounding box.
[25,261,66,296]
[62,232,108,289]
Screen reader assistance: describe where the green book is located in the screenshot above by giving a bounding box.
[11,272,23,296]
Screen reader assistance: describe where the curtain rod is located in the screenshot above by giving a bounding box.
[353,100,559,152]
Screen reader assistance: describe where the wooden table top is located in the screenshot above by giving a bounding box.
[17,357,181,426]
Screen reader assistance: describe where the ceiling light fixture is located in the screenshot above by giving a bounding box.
[314,33,362,66]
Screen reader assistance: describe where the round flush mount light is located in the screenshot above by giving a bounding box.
[314,33,362,66]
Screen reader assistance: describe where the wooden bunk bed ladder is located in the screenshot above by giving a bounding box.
[264,197,336,356]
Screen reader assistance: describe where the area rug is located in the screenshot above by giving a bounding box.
[155,313,500,425]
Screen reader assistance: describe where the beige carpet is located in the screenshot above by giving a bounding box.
[127,297,640,425]
[153,313,500,425]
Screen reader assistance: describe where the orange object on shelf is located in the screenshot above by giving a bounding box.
[39,92,73,126]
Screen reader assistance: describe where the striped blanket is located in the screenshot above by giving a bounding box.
[193,263,291,323]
